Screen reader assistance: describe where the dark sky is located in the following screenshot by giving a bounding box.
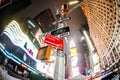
[15,0,88,76]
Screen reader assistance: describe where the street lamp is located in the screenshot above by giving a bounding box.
[68,0,79,5]
[61,0,83,17]
[61,0,79,17]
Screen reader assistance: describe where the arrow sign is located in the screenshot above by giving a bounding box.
[44,34,64,50]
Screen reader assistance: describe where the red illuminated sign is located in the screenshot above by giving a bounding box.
[1,0,5,2]
[44,34,64,50]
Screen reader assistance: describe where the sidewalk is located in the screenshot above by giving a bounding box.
[0,66,21,80]
[93,77,102,80]
[71,74,87,80]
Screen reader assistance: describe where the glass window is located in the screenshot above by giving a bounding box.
[112,48,119,60]
[116,43,120,54]
[110,52,115,63]
[103,57,108,68]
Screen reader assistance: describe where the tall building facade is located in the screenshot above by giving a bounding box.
[0,0,31,33]
[82,0,120,72]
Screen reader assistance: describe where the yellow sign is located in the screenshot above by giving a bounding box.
[70,47,77,56]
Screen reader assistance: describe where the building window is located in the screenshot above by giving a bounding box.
[110,52,115,63]
[112,47,119,60]
[103,57,108,68]
[116,43,120,54]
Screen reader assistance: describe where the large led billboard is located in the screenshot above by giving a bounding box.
[35,9,56,33]
[0,20,38,72]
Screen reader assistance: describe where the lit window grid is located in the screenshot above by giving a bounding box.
[82,0,120,69]
[101,38,120,68]
[82,0,116,56]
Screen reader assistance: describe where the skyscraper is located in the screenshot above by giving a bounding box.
[82,0,120,71]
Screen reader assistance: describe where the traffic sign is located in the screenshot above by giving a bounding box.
[51,26,70,37]
[44,34,64,50]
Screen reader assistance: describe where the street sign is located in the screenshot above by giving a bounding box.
[44,34,64,50]
[51,26,70,37]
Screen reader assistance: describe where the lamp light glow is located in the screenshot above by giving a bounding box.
[68,1,79,5]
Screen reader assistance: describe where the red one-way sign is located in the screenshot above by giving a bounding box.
[44,34,64,50]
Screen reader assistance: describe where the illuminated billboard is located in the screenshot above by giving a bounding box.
[2,20,38,58]
[70,47,77,56]
[35,9,56,33]
[72,66,80,77]
[71,56,78,67]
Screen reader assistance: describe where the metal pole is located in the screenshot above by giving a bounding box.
[54,9,67,80]
[54,50,65,80]
[66,2,83,16]
[54,1,88,79]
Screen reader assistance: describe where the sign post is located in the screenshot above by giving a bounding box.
[43,8,71,80]
[52,9,71,80]
[44,34,65,80]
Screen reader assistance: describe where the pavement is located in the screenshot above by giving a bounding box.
[0,66,21,80]
[71,74,87,80]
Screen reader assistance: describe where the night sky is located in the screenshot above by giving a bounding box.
[14,0,88,77]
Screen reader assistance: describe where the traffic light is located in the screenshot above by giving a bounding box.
[61,3,69,17]
[36,46,52,60]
